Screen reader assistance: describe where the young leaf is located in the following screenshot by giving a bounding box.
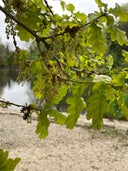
[16,27,34,42]
[75,12,87,23]
[86,82,109,129]
[60,1,66,11]
[36,110,50,139]
[0,149,21,171]
[48,109,67,125]
[66,96,86,129]
[93,74,112,83]
[107,25,128,46]
[16,5,40,41]
[111,71,126,87]
[53,84,69,105]
[109,4,128,22]
[122,50,128,62]
[105,85,116,101]
[95,0,107,9]
[66,4,75,13]
[87,23,107,55]
[65,83,88,129]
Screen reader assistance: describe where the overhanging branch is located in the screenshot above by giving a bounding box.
[0,5,50,49]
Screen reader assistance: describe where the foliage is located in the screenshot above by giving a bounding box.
[0,149,20,171]
[106,2,128,70]
[0,0,128,140]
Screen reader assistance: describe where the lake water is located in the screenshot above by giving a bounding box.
[0,69,67,111]
[0,69,35,109]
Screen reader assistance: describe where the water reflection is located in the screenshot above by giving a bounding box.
[0,69,68,111]
[0,69,35,109]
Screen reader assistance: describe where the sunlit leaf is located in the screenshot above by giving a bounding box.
[66,4,75,13]
[93,74,112,83]
[66,83,88,129]
[86,82,109,129]
[48,109,66,125]
[36,110,50,139]
[105,86,116,101]
[60,1,66,11]
[109,4,128,22]
[87,23,107,55]
[75,11,87,23]
[105,55,114,70]
[122,50,128,62]
[16,5,41,41]
[66,96,86,129]
[107,25,128,46]
[53,84,69,105]
[111,71,126,87]
[95,0,107,9]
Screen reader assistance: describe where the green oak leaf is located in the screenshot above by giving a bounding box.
[87,82,109,129]
[109,4,128,22]
[48,109,67,125]
[122,50,128,62]
[107,26,128,46]
[111,71,126,87]
[87,23,107,55]
[0,149,21,171]
[53,84,69,105]
[66,3,75,13]
[66,96,86,129]
[36,110,50,139]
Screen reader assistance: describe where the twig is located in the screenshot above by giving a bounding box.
[57,75,93,84]
[2,0,6,4]
[0,99,25,108]
[44,0,54,15]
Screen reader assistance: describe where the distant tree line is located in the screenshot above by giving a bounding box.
[0,42,15,68]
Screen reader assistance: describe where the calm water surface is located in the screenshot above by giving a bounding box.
[0,69,35,109]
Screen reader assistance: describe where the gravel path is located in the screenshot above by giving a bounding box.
[0,108,128,171]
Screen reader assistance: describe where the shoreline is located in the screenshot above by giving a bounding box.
[0,107,128,131]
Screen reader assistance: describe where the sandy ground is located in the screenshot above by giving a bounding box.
[0,108,128,171]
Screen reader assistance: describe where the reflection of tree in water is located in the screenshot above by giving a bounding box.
[0,70,9,95]
[6,69,18,88]
[7,69,18,81]
[0,69,18,95]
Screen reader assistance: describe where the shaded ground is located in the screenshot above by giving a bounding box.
[0,108,128,171]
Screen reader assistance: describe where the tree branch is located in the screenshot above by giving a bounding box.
[0,6,37,38]
[43,13,107,40]
[0,5,106,49]
[0,5,50,49]
[44,0,54,15]
[0,99,24,108]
